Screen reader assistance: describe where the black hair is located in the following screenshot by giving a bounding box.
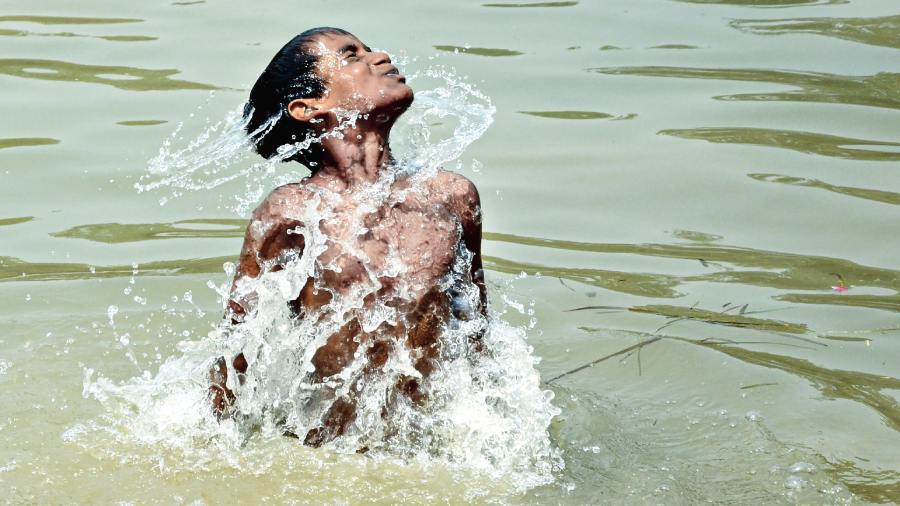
[244,27,353,169]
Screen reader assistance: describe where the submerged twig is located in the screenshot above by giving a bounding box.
[544,337,662,384]
[558,277,576,292]
[637,344,644,376]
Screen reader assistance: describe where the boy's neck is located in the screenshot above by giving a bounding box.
[313,125,393,191]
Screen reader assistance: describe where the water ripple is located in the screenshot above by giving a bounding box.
[0,137,59,150]
[519,111,636,120]
[0,216,33,227]
[749,173,900,206]
[671,0,847,7]
[697,342,900,432]
[0,15,142,25]
[41,223,900,312]
[433,46,523,57]
[732,14,900,50]
[0,59,220,91]
[659,127,900,161]
[482,1,577,7]
[592,66,900,111]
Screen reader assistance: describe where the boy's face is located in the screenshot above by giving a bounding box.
[308,32,413,117]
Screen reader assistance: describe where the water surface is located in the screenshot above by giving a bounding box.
[1,0,898,503]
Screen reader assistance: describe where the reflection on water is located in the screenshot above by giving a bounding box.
[485,255,683,298]
[749,173,900,207]
[777,293,900,313]
[629,304,809,333]
[52,219,245,243]
[648,44,698,49]
[0,255,230,282]
[0,15,142,25]
[433,45,523,57]
[0,137,59,150]
[519,111,636,120]
[826,459,900,504]
[698,342,900,432]
[98,35,156,42]
[42,222,900,312]
[0,28,155,42]
[732,15,900,50]
[486,231,900,312]
[671,229,723,242]
[0,216,33,227]
[482,1,578,7]
[593,66,900,111]
[660,127,900,162]
[116,120,168,127]
[0,59,219,91]
[671,0,846,7]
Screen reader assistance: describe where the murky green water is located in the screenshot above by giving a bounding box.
[1,0,898,503]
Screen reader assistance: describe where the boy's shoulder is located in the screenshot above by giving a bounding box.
[251,183,314,223]
[431,169,480,203]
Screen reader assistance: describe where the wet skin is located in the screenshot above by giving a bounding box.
[208,32,486,445]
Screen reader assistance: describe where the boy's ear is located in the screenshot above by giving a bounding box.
[287,99,325,122]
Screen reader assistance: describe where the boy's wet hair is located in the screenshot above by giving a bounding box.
[244,27,353,169]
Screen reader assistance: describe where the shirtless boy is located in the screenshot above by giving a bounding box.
[208,28,486,446]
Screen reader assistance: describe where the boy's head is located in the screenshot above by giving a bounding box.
[244,28,413,169]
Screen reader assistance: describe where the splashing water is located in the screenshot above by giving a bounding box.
[76,58,562,494]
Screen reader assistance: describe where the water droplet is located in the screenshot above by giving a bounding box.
[789,462,816,473]
[107,305,119,325]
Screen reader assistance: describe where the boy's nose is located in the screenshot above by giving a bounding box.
[369,51,391,66]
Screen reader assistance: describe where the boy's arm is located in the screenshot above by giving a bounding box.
[210,194,305,415]
[446,173,487,315]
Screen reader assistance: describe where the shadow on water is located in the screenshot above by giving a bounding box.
[519,111,636,120]
[732,15,900,50]
[592,67,900,112]
[749,173,900,207]
[0,216,33,227]
[0,137,59,150]
[433,45,523,57]
[0,59,219,91]
[659,127,900,162]
[482,1,578,7]
[42,222,900,312]
[670,0,847,7]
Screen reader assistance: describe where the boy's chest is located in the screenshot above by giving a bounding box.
[318,197,462,292]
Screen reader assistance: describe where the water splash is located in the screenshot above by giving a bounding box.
[75,58,560,495]
[135,60,494,214]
